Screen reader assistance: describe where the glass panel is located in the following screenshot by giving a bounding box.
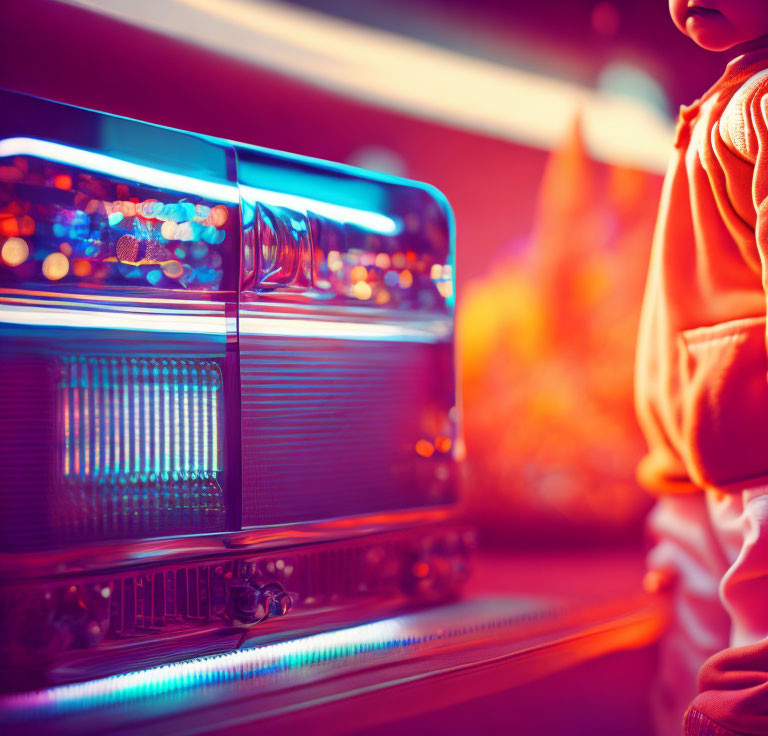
[0,141,238,291]
[236,145,458,525]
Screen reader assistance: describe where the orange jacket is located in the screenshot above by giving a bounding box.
[636,50,768,496]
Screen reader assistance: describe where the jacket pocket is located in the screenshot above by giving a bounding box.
[678,316,768,489]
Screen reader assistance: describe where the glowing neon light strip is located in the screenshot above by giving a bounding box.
[154,375,160,475]
[0,137,239,203]
[0,303,451,339]
[103,361,111,476]
[122,361,130,475]
[2,598,543,716]
[202,373,209,471]
[239,185,399,235]
[0,140,398,233]
[163,374,171,475]
[0,306,226,334]
[211,384,218,470]
[3,618,401,713]
[239,315,451,342]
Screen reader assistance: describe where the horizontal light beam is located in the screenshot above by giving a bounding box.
[0,137,239,203]
[65,0,676,172]
[0,305,226,334]
[240,185,399,235]
[239,314,451,342]
[1,597,546,716]
[0,306,450,342]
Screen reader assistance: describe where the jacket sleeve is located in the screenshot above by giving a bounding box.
[718,71,768,291]
[684,643,768,736]
[755,94,768,290]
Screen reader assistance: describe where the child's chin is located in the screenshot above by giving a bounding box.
[686,28,741,51]
[684,15,744,51]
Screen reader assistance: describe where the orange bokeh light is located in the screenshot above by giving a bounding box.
[435,436,452,453]
[352,280,372,300]
[415,439,435,458]
[398,269,413,289]
[53,174,72,190]
[210,205,228,227]
[350,265,368,282]
[72,258,92,277]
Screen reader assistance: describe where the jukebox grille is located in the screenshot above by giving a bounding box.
[54,356,225,542]
[59,356,222,481]
[240,334,454,526]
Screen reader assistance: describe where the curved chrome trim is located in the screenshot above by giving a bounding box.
[0,506,460,580]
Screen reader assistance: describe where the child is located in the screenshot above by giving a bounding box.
[636,2,768,734]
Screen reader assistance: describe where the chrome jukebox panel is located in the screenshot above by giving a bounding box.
[0,88,463,690]
[236,146,456,527]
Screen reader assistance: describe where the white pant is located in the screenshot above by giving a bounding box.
[648,490,768,735]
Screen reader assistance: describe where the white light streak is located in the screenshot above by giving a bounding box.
[240,185,399,235]
[65,0,675,172]
[0,137,239,203]
[239,315,451,342]
[0,306,226,335]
